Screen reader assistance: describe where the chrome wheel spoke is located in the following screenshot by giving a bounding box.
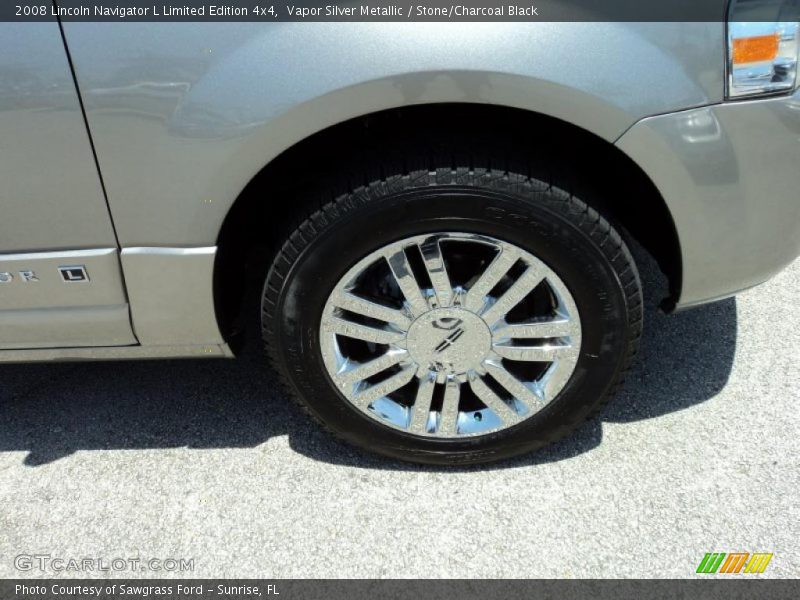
[492,318,576,341]
[464,246,518,312]
[408,371,435,434]
[336,349,408,386]
[484,360,544,412]
[469,374,523,425]
[491,342,574,362]
[420,237,453,308]
[539,361,576,404]
[480,267,545,326]
[353,366,416,408]
[332,291,412,331]
[438,378,461,436]
[385,248,429,317]
[322,316,405,345]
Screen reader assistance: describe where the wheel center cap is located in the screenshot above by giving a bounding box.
[406,308,491,376]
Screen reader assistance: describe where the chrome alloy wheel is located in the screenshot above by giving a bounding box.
[319,233,582,438]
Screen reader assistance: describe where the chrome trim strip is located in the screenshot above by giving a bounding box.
[122,247,216,257]
[0,343,234,364]
[0,248,117,262]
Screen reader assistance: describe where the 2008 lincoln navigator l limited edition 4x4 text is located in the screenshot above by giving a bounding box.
[1,1,798,464]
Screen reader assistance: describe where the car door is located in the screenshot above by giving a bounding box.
[0,20,136,349]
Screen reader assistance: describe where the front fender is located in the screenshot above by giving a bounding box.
[64,21,723,248]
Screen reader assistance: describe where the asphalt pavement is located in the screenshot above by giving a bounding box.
[1,253,798,579]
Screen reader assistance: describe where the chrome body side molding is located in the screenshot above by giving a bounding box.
[0,343,234,364]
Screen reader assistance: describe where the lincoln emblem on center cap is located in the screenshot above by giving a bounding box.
[434,327,465,354]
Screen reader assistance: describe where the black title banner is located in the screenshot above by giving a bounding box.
[2,579,800,600]
[4,0,744,22]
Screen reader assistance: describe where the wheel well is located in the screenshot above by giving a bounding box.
[215,103,682,340]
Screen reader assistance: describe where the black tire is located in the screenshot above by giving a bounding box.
[262,165,642,465]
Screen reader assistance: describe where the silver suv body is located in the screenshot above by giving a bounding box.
[1,19,798,463]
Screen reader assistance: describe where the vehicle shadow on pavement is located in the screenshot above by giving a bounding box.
[0,250,737,470]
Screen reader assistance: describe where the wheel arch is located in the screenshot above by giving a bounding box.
[214,102,682,342]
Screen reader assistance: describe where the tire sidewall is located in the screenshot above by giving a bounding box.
[269,180,631,463]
